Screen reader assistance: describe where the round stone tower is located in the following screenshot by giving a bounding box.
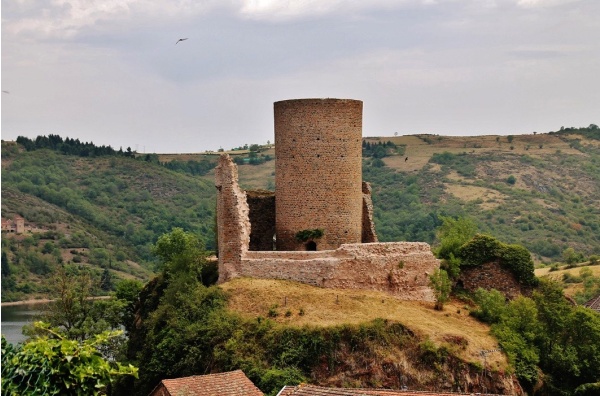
[274,98,363,251]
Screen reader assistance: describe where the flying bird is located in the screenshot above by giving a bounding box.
[175,38,188,45]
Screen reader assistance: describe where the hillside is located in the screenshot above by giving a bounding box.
[1,142,216,301]
[2,125,600,301]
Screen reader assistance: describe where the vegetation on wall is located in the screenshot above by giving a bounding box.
[458,234,538,286]
[294,228,324,242]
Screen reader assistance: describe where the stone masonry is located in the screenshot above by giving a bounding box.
[275,99,363,251]
[215,155,439,301]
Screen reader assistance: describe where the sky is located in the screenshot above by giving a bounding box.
[1,0,599,153]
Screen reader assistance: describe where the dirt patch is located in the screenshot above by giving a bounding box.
[444,183,506,209]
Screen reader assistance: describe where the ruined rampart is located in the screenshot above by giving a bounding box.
[215,154,439,301]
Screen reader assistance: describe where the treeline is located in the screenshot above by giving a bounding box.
[551,124,600,140]
[16,134,134,157]
[162,159,216,176]
[362,140,405,158]
[13,134,219,177]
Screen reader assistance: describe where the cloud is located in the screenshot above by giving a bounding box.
[516,0,582,8]
[2,0,232,39]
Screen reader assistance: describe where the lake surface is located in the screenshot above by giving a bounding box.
[1,304,46,345]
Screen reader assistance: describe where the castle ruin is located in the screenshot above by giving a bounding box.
[215,98,439,301]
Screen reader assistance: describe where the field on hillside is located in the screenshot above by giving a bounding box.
[221,278,507,370]
[535,264,600,301]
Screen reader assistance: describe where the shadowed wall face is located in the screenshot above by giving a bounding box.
[274,99,363,251]
[246,190,276,251]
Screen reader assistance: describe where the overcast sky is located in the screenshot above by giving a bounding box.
[2,0,599,153]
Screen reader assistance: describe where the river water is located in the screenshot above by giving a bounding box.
[1,304,46,345]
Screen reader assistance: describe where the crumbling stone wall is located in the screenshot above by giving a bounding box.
[458,261,532,299]
[242,242,438,301]
[215,155,250,283]
[274,99,363,251]
[361,182,378,243]
[246,190,275,251]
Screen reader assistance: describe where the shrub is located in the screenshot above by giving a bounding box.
[429,269,451,310]
[472,288,506,324]
[295,229,324,242]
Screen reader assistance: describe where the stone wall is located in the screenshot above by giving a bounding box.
[458,261,532,299]
[242,242,438,301]
[274,99,363,251]
[361,182,378,243]
[215,153,439,301]
[215,154,250,283]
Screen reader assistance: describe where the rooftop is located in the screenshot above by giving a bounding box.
[149,370,263,396]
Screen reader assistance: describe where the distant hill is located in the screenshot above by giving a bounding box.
[1,141,216,301]
[2,125,599,300]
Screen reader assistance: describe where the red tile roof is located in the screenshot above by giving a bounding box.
[277,385,503,396]
[149,370,264,396]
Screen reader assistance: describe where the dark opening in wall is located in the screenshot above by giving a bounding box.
[246,189,276,251]
[305,241,317,251]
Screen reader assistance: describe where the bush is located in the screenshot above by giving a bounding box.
[472,288,506,324]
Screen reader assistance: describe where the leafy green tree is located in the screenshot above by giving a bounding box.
[151,227,208,280]
[1,251,10,276]
[562,247,584,265]
[429,269,451,310]
[1,322,137,395]
[434,216,478,261]
[29,267,125,344]
[472,288,506,324]
[114,279,143,334]
[492,297,540,389]
[122,229,228,394]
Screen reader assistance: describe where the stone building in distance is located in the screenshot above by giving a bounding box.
[215,98,439,301]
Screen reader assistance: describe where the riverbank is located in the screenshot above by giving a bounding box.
[1,296,111,307]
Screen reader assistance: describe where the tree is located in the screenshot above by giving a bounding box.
[29,267,125,344]
[151,228,208,280]
[507,175,516,185]
[507,135,514,143]
[1,322,137,395]
[434,216,478,269]
[1,251,10,276]
[429,269,451,310]
[114,279,143,334]
[562,247,583,265]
